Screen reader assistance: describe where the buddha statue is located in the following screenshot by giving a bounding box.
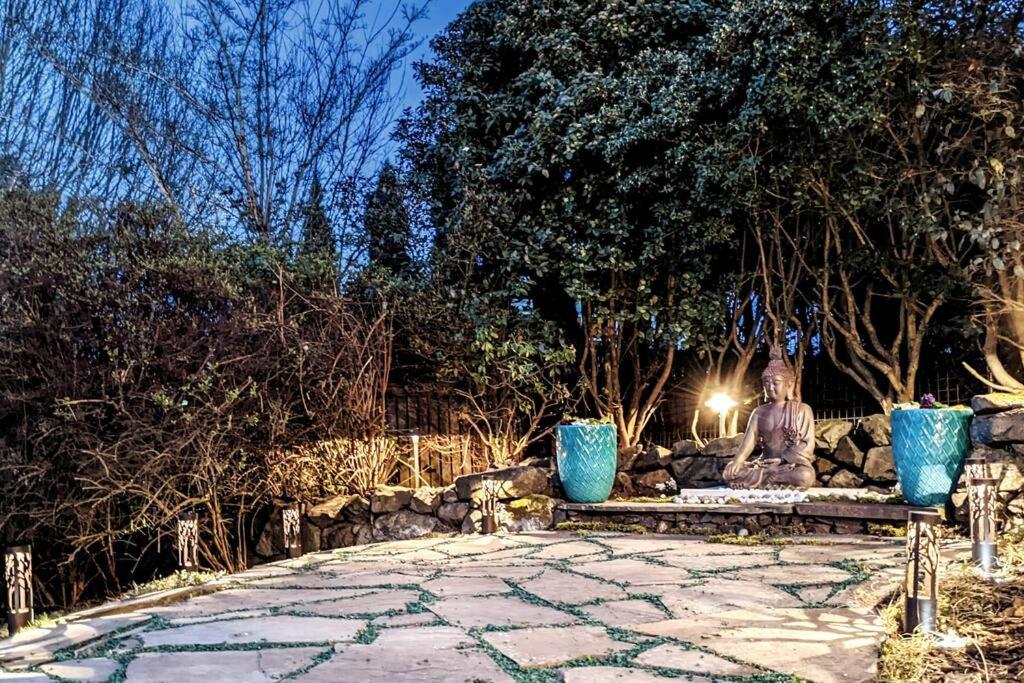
[723,345,816,490]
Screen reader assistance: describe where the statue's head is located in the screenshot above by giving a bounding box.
[761,344,796,403]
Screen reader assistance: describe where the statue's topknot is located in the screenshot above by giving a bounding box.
[761,344,795,384]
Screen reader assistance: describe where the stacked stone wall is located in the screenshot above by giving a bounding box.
[253,466,557,561]
[956,394,1024,530]
[619,415,897,495]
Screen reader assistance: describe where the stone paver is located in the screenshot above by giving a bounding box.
[633,607,885,683]
[125,647,325,682]
[634,643,760,676]
[296,627,512,683]
[39,658,120,682]
[727,563,855,585]
[528,540,607,560]
[147,588,374,618]
[0,531,914,682]
[797,584,836,604]
[483,625,632,668]
[561,667,712,682]
[519,568,629,604]
[655,551,777,572]
[139,615,364,647]
[427,594,576,628]
[0,672,51,681]
[300,589,422,616]
[420,575,511,597]
[580,599,667,626]
[574,558,691,586]
[370,612,438,628]
[0,614,150,667]
[776,542,903,566]
[650,578,804,617]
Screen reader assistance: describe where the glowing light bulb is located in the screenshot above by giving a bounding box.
[704,392,738,416]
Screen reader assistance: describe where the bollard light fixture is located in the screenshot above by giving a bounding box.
[177,512,199,570]
[282,502,303,559]
[479,477,500,534]
[968,475,999,573]
[904,509,941,635]
[3,544,33,637]
[964,455,989,483]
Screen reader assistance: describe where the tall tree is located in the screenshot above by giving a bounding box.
[297,173,336,289]
[15,0,427,248]
[364,162,412,275]
[1,0,196,204]
[403,1,736,446]
[403,0,924,444]
[800,0,1020,410]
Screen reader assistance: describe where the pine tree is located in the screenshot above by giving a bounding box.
[297,173,336,287]
[299,174,334,257]
[364,162,411,275]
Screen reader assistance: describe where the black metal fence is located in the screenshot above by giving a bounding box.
[384,364,983,457]
[643,367,982,446]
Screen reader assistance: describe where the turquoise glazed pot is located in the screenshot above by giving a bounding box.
[556,423,617,504]
[891,408,973,507]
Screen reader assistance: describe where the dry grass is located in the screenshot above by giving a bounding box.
[878,527,1024,683]
[274,436,400,497]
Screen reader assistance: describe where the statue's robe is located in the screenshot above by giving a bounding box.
[725,401,816,490]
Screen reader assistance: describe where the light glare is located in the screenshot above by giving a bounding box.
[704,392,738,416]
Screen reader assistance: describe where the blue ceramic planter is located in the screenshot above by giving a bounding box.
[556,423,617,504]
[891,408,972,507]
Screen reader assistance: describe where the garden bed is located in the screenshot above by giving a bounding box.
[878,529,1024,682]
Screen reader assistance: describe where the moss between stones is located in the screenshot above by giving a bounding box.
[507,494,552,515]
[806,492,906,505]
[555,521,648,534]
[706,534,792,546]
[867,522,907,537]
[353,624,381,644]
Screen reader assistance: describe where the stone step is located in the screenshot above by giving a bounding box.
[557,499,942,522]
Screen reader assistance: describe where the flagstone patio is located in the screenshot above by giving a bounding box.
[0,531,915,682]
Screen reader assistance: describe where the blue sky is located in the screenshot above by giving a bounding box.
[398,0,474,111]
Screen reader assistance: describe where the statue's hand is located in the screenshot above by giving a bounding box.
[759,458,782,467]
[723,459,744,480]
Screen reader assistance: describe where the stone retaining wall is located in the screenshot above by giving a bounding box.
[555,508,876,536]
[253,465,559,561]
[617,414,896,497]
[958,393,1024,530]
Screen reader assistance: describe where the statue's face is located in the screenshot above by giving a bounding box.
[763,374,793,403]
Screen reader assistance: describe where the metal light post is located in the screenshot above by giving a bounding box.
[704,392,738,438]
[282,502,303,559]
[177,512,199,570]
[3,544,33,637]
[410,431,426,488]
[968,475,999,573]
[904,510,941,634]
